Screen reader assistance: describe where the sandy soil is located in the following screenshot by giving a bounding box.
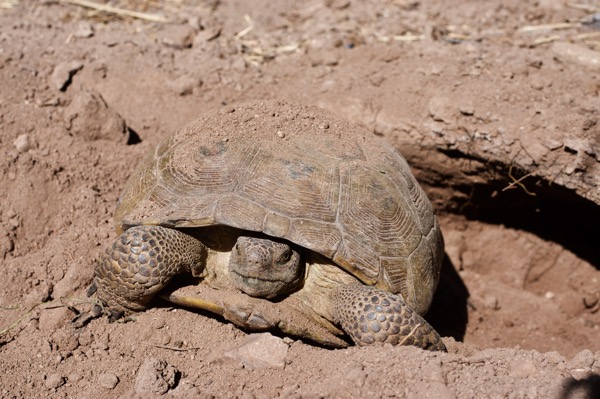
[0,0,599,398]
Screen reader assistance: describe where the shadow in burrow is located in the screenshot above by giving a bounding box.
[560,374,600,399]
[426,253,469,343]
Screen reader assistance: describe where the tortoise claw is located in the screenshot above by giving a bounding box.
[72,304,104,328]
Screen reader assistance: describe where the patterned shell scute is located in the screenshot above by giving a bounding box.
[115,102,441,299]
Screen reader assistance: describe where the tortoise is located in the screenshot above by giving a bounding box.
[88,100,445,350]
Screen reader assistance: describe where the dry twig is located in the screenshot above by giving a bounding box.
[0,297,100,336]
[146,343,202,352]
[502,165,537,196]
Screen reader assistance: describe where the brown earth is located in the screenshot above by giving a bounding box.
[1,0,599,398]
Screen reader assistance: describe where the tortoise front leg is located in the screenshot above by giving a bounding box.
[91,225,207,318]
[331,285,446,351]
[163,285,348,348]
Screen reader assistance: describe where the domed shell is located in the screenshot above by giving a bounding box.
[114,101,444,314]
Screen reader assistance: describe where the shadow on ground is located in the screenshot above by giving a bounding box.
[427,254,469,342]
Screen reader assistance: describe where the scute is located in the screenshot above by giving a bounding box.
[115,101,443,312]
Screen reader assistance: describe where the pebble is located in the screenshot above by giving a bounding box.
[544,351,565,366]
[63,89,128,142]
[13,134,31,152]
[67,373,83,383]
[483,295,499,310]
[134,357,178,395]
[44,374,65,390]
[167,75,202,96]
[151,316,166,329]
[74,21,94,38]
[428,95,454,123]
[98,373,119,389]
[50,60,83,91]
[543,139,563,151]
[161,24,196,49]
[459,101,475,116]
[552,42,600,71]
[193,27,221,47]
[218,333,289,370]
[583,293,599,309]
[567,349,595,370]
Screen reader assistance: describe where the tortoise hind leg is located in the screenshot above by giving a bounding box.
[331,285,446,351]
[92,225,207,318]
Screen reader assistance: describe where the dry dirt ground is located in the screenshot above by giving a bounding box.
[1,0,600,398]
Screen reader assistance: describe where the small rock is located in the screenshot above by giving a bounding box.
[13,134,31,152]
[50,328,80,353]
[50,60,83,91]
[151,317,166,329]
[483,295,499,310]
[8,217,19,229]
[594,351,600,370]
[241,391,256,399]
[459,101,475,116]
[63,90,128,143]
[552,41,600,71]
[98,373,119,389]
[134,357,179,395]
[279,384,300,399]
[161,25,196,49]
[169,378,201,396]
[0,234,14,257]
[583,293,599,309]
[167,75,202,96]
[428,96,454,123]
[567,349,595,370]
[67,373,83,383]
[544,351,566,366]
[193,27,221,47]
[543,138,562,150]
[44,374,65,390]
[310,52,339,67]
[74,21,94,38]
[187,15,202,30]
[218,333,289,370]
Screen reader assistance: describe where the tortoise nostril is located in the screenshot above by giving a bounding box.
[246,250,263,265]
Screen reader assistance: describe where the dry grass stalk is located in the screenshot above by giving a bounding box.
[0,0,19,9]
[60,0,168,22]
[530,35,560,47]
[520,22,582,33]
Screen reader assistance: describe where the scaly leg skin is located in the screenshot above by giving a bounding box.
[163,286,348,348]
[91,225,207,318]
[331,285,446,351]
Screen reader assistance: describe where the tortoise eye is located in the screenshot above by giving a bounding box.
[278,250,291,263]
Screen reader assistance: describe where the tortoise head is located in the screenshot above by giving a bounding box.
[228,236,303,299]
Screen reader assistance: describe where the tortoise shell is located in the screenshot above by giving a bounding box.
[114,101,443,314]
